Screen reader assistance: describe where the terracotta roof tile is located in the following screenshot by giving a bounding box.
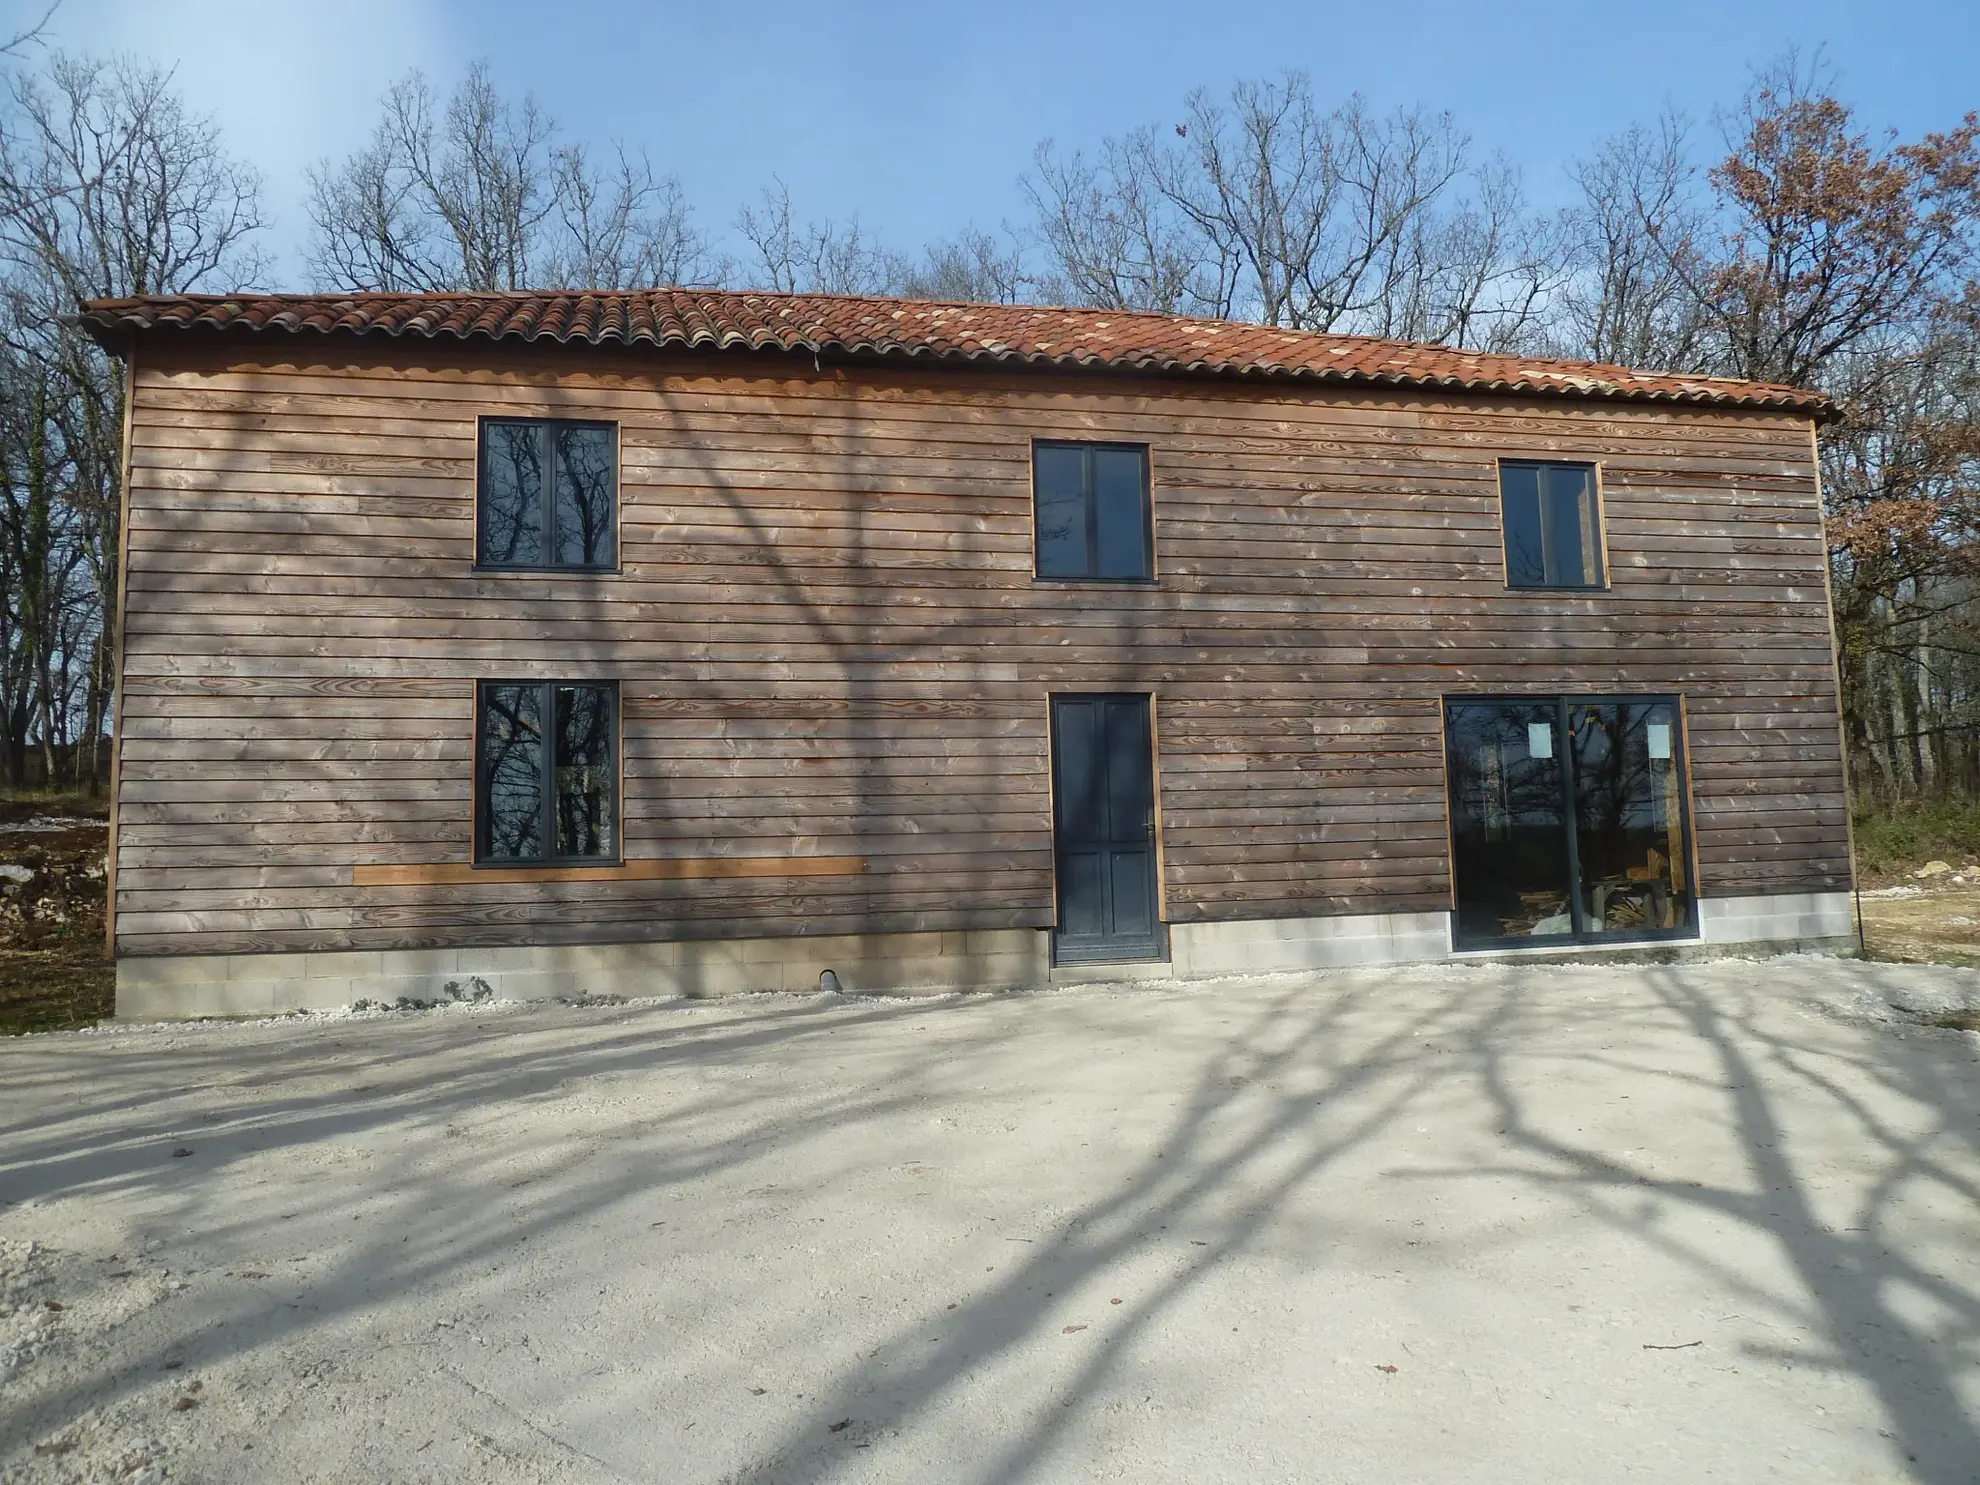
[77,289,1832,418]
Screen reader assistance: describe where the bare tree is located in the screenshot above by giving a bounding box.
[1164,82,1473,329]
[1023,73,1559,348]
[308,61,713,293]
[1358,154,1561,352]
[0,51,267,790]
[0,348,92,787]
[1023,134,1213,313]
[732,182,1030,303]
[1556,115,1711,368]
[549,142,706,289]
[893,228,1028,304]
[734,178,902,295]
[0,54,266,302]
[1,2,55,59]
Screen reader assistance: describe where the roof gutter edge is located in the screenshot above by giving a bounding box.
[72,308,1839,421]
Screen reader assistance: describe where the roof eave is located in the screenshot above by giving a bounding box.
[73,302,1839,421]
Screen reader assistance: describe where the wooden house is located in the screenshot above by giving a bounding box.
[79,290,1856,1017]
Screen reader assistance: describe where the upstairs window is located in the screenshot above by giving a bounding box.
[1500,460,1603,589]
[478,417,618,569]
[1034,441,1154,581]
[476,682,618,864]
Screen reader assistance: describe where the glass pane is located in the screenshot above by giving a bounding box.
[479,422,544,566]
[1542,465,1595,586]
[1500,464,1545,586]
[1446,700,1574,944]
[554,424,616,567]
[1092,447,1150,579]
[1034,444,1090,578]
[480,684,543,860]
[554,685,616,859]
[1569,701,1690,935]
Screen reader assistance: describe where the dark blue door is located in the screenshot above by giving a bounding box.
[1051,695,1165,964]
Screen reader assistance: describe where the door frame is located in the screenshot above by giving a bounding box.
[1047,691,1170,967]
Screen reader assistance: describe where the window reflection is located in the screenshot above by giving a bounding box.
[479,423,544,566]
[1034,444,1089,578]
[1447,700,1575,942]
[1501,461,1602,588]
[1033,441,1151,580]
[1445,696,1691,946]
[554,424,616,567]
[1500,463,1545,587]
[1570,701,1691,934]
[1092,447,1148,579]
[554,684,616,858]
[478,418,616,569]
[476,682,616,863]
[479,683,543,860]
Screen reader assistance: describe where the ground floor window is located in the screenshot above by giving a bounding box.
[1444,696,1692,948]
[475,681,618,865]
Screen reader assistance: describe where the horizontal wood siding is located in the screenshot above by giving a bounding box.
[114,340,1851,955]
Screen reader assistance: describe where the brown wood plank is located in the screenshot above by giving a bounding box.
[351,855,867,887]
[113,337,1849,959]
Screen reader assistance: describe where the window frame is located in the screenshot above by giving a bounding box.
[472,679,623,868]
[1030,438,1157,584]
[474,415,622,573]
[1496,458,1608,592]
[1441,691,1697,951]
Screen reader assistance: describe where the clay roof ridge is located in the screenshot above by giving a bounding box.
[71,288,1835,419]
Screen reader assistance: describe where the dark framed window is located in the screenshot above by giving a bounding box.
[477,418,618,569]
[475,681,619,864]
[1500,460,1603,589]
[1033,440,1154,581]
[1444,695,1693,949]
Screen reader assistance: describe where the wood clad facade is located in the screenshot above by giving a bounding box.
[110,335,1852,960]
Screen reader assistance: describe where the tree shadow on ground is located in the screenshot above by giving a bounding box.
[1440,962,1980,1485]
[1,963,1976,1484]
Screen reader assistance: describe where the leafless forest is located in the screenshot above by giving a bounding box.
[2,22,1976,804]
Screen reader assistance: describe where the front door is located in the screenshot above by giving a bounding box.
[1050,694,1166,964]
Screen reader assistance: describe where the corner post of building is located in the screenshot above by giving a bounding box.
[104,334,138,966]
[1809,418,1865,953]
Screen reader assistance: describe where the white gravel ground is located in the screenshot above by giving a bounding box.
[1,956,1977,1485]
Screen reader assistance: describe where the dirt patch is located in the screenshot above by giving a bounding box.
[0,800,112,1036]
[1857,880,1980,969]
[1926,1007,1980,1031]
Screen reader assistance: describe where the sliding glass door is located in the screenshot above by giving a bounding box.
[1445,700,1575,941]
[1445,696,1692,948]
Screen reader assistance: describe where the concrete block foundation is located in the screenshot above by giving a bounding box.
[115,929,1051,1019]
[1167,910,1452,977]
[116,890,1860,1019]
[1696,890,1857,949]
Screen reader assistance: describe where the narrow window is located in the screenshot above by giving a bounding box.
[475,682,618,864]
[477,418,617,569]
[1500,460,1602,589]
[1034,440,1153,581]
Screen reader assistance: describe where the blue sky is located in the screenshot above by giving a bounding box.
[25,0,1980,288]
